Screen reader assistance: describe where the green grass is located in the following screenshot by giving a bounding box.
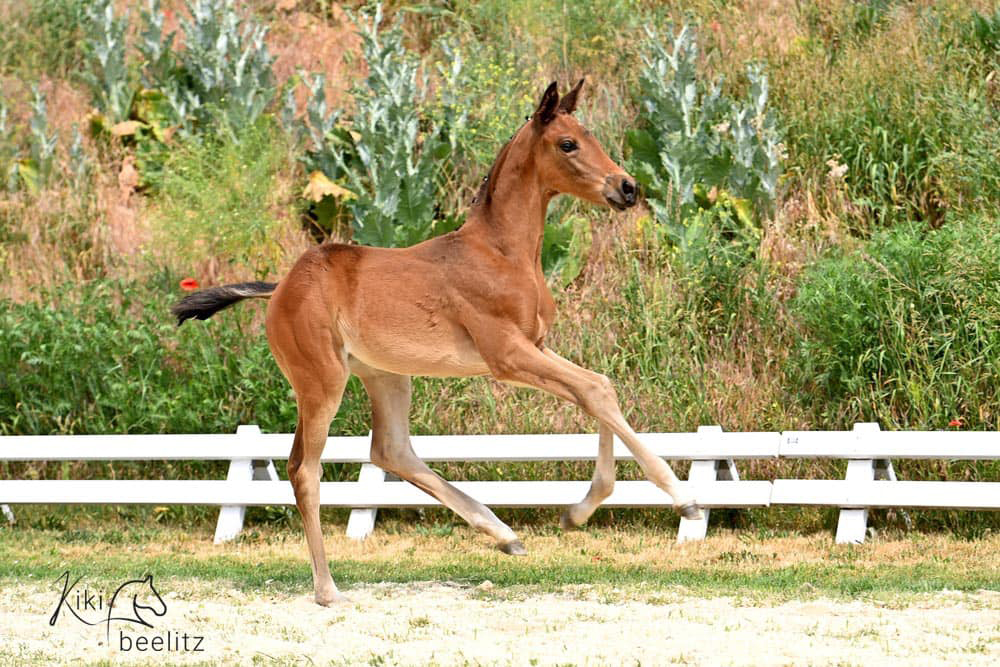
[4,555,989,599]
[2,526,997,600]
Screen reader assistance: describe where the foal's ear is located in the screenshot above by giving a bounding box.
[558,78,585,114]
[533,81,560,126]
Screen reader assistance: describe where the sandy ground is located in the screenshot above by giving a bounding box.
[1,579,998,666]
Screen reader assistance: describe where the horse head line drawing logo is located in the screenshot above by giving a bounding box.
[49,571,168,643]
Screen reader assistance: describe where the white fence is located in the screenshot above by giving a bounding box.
[1,423,997,544]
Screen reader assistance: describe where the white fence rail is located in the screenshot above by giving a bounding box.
[1,423,997,544]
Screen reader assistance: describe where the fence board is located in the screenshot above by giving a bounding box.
[0,479,772,508]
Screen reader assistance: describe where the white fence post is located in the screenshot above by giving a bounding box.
[1,504,14,524]
[835,422,881,544]
[677,425,739,543]
[213,424,261,544]
[345,462,387,539]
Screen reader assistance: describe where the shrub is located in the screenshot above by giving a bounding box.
[0,279,372,436]
[789,218,1000,429]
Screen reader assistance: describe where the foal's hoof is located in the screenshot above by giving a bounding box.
[499,539,527,556]
[559,510,582,531]
[676,501,704,521]
[315,592,350,607]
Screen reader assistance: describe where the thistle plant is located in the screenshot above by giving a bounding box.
[82,0,133,123]
[303,4,447,247]
[0,93,16,192]
[177,0,277,133]
[627,24,783,248]
[18,85,59,193]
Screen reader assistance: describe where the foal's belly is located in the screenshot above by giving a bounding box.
[339,316,491,378]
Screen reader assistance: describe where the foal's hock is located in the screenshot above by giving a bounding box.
[174,80,702,606]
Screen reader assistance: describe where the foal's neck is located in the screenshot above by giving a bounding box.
[465,134,552,266]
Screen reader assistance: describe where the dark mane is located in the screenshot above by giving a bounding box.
[472,122,528,208]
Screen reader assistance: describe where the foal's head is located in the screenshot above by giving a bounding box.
[526,79,637,211]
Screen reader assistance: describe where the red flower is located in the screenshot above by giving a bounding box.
[948,419,964,428]
[180,278,199,291]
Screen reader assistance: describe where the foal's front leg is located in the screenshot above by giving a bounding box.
[482,335,702,520]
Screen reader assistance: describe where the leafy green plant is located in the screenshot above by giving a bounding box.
[538,198,593,288]
[176,0,277,134]
[671,190,763,330]
[627,24,782,229]
[82,0,133,124]
[303,5,450,247]
[83,0,279,187]
[626,24,780,331]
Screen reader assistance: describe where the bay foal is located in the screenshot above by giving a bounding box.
[174,80,702,606]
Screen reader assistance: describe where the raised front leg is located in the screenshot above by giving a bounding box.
[479,334,702,520]
[356,368,525,554]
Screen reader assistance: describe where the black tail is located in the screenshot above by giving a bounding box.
[171,281,278,326]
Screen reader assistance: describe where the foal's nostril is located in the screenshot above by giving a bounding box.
[620,178,637,204]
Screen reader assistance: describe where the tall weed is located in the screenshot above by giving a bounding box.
[775,5,1000,229]
[149,119,289,279]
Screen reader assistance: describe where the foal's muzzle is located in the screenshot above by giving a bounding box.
[604,174,638,211]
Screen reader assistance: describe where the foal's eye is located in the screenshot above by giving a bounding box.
[559,140,578,153]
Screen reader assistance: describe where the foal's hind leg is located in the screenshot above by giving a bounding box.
[560,424,615,529]
[356,367,524,554]
[543,349,617,530]
[279,347,349,606]
[288,392,345,606]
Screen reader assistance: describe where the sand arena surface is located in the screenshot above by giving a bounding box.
[1,580,998,666]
